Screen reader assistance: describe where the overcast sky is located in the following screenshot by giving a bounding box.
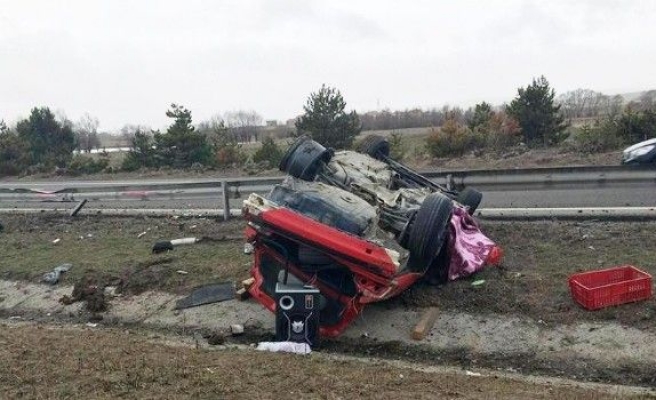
[1,0,655,132]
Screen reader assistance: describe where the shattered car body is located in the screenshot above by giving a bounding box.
[244,135,501,337]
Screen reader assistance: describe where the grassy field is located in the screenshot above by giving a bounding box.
[0,216,249,296]
[0,322,650,400]
[0,215,654,328]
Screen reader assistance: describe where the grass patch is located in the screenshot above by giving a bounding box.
[401,221,656,328]
[0,215,250,294]
[1,215,655,329]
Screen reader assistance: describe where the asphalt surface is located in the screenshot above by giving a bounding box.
[0,179,654,210]
[1,188,655,210]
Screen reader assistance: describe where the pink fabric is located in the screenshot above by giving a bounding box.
[447,206,496,281]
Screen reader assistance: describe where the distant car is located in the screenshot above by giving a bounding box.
[622,138,656,165]
[243,135,501,337]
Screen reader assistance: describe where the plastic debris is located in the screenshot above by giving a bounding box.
[471,279,485,287]
[256,341,311,354]
[230,324,244,336]
[52,238,61,244]
[465,370,482,377]
[152,237,199,253]
[176,270,189,275]
[137,231,147,239]
[42,263,72,285]
[243,243,254,255]
[175,282,234,310]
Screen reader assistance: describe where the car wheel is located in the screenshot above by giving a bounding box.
[279,136,332,181]
[408,193,453,270]
[356,135,390,160]
[424,243,449,285]
[456,187,483,215]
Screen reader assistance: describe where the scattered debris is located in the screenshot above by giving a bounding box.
[60,272,110,312]
[465,370,482,377]
[471,279,486,287]
[152,237,199,253]
[104,286,120,298]
[230,324,244,336]
[86,322,98,328]
[175,282,234,310]
[235,287,251,301]
[243,243,254,254]
[152,240,174,253]
[241,277,255,289]
[70,198,88,217]
[42,263,72,285]
[256,341,311,354]
[207,333,225,346]
[137,231,147,239]
[176,270,188,275]
[52,238,61,244]
[411,307,440,341]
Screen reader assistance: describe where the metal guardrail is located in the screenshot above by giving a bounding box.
[3,206,656,221]
[0,165,654,220]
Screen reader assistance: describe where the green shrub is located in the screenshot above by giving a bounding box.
[253,136,283,168]
[481,112,522,150]
[67,155,109,175]
[388,132,406,161]
[567,120,623,153]
[426,119,474,157]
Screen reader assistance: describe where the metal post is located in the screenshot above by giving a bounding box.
[221,180,230,221]
[446,174,453,191]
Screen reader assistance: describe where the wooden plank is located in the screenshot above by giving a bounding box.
[235,287,251,301]
[241,277,255,289]
[411,307,439,341]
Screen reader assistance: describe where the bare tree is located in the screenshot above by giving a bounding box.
[224,110,263,143]
[120,124,151,146]
[75,113,101,152]
[558,89,610,120]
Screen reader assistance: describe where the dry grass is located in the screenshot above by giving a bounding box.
[0,215,249,294]
[0,322,648,400]
[402,221,656,328]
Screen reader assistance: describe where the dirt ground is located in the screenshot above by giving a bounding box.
[1,215,655,395]
[1,215,653,328]
[0,322,651,400]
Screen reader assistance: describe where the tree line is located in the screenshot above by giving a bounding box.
[1,80,655,177]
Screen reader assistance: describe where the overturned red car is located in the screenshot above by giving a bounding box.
[244,135,501,337]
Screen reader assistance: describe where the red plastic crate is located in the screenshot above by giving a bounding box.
[568,265,653,310]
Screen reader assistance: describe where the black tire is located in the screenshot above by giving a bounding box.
[279,136,308,172]
[152,240,174,254]
[456,187,482,215]
[356,135,390,160]
[423,242,449,285]
[407,193,453,271]
[279,136,332,181]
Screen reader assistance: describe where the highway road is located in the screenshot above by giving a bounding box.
[0,182,654,210]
